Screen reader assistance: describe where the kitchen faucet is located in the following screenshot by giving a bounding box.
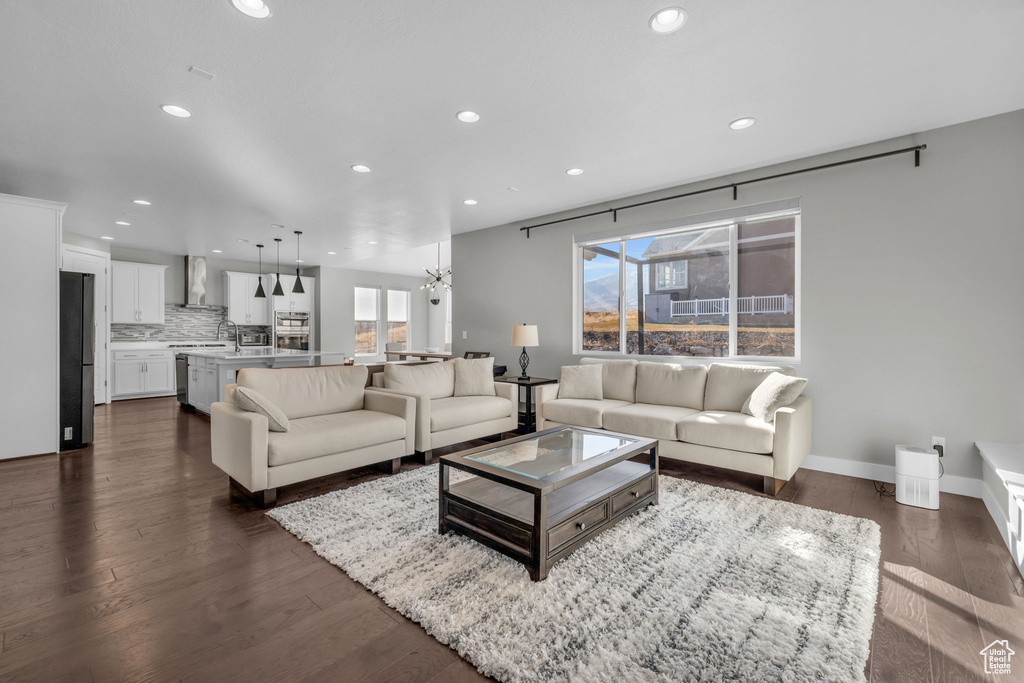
[217,320,241,353]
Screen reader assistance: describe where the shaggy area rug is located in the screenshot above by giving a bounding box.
[268,466,880,683]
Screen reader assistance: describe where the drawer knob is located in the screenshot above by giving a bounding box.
[576,522,586,531]
[632,490,640,498]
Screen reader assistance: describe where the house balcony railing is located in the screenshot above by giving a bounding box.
[670,294,794,317]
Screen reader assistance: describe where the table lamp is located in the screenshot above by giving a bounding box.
[510,324,539,380]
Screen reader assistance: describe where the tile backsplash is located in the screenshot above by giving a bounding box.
[111,304,270,341]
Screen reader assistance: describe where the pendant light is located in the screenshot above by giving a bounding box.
[272,238,285,296]
[254,244,267,298]
[292,230,305,294]
[420,242,451,305]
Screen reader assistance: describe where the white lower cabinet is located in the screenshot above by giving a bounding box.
[112,351,176,399]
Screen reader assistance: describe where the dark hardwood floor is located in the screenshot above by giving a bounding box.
[1,397,1021,682]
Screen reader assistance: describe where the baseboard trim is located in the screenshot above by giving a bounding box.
[802,454,982,498]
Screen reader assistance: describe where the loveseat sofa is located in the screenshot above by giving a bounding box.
[370,359,517,463]
[535,359,811,495]
[211,365,414,506]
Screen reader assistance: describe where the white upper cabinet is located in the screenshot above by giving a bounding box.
[224,272,272,326]
[271,274,315,312]
[111,261,167,324]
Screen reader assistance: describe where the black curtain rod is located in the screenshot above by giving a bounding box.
[520,144,927,236]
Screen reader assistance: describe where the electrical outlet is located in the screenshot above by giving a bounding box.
[63,427,72,441]
[462,331,467,340]
[931,436,945,450]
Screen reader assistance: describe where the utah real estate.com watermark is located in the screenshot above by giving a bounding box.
[980,640,1015,676]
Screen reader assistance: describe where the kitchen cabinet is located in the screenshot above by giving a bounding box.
[271,274,315,313]
[224,271,272,325]
[188,357,209,413]
[112,261,167,324]
[112,350,175,398]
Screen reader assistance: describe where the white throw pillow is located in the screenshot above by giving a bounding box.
[453,357,496,397]
[557,365,603,400]
[742,372,807,423]
[234,386,290,432]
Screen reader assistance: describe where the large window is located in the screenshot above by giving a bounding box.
[387,289,410,348]
[578,206,798,360]
[354,286,380,355]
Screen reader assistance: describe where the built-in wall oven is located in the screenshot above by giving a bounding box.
[275,311,310,350]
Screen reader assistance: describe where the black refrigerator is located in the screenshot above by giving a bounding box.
[60,271,95,450]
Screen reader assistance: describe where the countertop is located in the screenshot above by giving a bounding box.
[110,340,231,350]
[174,347,346,360]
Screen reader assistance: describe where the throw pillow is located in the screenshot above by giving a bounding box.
[453,357,496,397]
[557,364,603,400]
[742,372,807,423]
[234,386,290,432]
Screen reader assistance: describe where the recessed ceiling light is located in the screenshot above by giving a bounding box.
[463,199,478,205]
[237,238,249,243]
[160,104,191,118]
[271,223,284,229]
[212,249,223,253]
[367,241,378,245]
[351,164,371,173]
[115,221,131,226]
[231,0,270,19]
[133,199,151,206]
[327,251,336,255]
[456,110,480,123]
[101,236,114,240]
[566,168,584,176]
[729,117,757,130]
[650,7,687,34]
[296,260,304,264]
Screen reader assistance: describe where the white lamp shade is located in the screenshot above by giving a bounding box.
[511,324,539,347]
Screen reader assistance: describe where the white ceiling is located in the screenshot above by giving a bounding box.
[1,1,1022,272]
[345,240,450,278]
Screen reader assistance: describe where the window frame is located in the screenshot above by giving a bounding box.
[386,288,412,349]
[655,260,689,290]
[354,284,381,357]
[573,206,801,364]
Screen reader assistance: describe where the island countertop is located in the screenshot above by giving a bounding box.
[173,347,347,361]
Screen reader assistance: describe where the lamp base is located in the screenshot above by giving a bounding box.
[519,347,530,379]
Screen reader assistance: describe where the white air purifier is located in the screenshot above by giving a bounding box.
[895,445,941,509]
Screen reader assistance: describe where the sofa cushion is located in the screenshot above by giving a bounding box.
[703,363,791,412]
[557,365,603,400]
[453,357,496,397]
[384,361,455,400]
[542,398,632,429]
[430,396,512,432]
[237,365,367,420]
[234,386,290,432]
[635,362,707,410]
[603,403,700,441]
[742,372,808,422]
[678,411,775,454]
[580,358,638,402]
[267,409,405,466]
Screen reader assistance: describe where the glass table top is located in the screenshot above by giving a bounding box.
[464,428,642,480]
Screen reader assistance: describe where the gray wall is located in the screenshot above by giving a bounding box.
[453,109,1024,479]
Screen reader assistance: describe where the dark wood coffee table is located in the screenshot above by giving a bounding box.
[438,426,658,581]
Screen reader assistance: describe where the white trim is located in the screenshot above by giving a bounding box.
[802,454,982,498]
[981,481,1024,580]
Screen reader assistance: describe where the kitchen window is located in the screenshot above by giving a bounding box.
[387,289,411,349]
[354,286,380,356]
[576,201,799,361]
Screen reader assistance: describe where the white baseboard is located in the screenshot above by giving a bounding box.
[802,454,982,498]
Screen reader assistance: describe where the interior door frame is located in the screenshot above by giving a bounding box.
[61,244,112,404]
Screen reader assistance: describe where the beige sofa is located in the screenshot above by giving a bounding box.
[536,359,812,495]
[370,361,517,463]
[211,365,414,506]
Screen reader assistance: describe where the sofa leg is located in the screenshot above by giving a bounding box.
[374,457,401,474]
[230,477,278,508]
[763,477,786,496]
[417,449,434,465]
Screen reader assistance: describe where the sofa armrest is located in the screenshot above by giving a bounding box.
[493,382,517,417]
[364,389,416,455]
[535,383,560,429]
[364,387,432,451]
[773,395,812,481]
[211,401,270,493]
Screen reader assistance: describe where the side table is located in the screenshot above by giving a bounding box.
[494,376,557,433]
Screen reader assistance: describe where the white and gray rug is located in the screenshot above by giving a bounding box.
[268,466,880,683]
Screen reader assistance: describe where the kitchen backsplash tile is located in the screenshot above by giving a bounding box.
[111,305,270,341]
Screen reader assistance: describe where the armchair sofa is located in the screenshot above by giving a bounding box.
[536,359,811,495]
[370,361,517,463]
[212,364,414,506]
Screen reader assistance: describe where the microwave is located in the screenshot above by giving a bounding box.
[240,332,268,346]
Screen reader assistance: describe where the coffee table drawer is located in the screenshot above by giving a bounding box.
[611,473,655,516]
[548,501,609,552]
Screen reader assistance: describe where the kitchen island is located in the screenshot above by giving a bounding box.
[176,348,347,414]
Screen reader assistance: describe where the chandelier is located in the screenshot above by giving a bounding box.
[420,242,451,306]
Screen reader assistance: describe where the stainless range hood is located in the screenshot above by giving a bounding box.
[182,255,211,308]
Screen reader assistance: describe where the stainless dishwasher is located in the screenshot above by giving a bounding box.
[175,354,189,405]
